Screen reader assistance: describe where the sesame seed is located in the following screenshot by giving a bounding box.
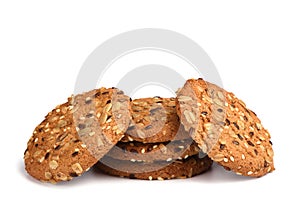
[247,171,253,175]
[213,154,225,162]
[148,176,153,180]
[88,132,95,136]
[256,123,262,130]
[267,167,272,172]
[230,156,235,162]
[85,97,92,104]
[38,157,45,163]
[256,141,261,145]
[223,158,229,162]
[79,116,85,121]
[241,154,245,160]
[259,136,265,141]
[49,160,58,169]
[96,113,101,118]
[267,148,274,157]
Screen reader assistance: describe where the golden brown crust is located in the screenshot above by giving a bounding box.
[122,97,190,143]
[97,154,213,180]
[176,78,274,177]
[24,87,131,183]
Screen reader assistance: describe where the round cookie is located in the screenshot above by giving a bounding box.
[106,139,201,162]
[97,154,213,180]
[24,87,131,183]
[122,97,190,143]
[176,78,274,177]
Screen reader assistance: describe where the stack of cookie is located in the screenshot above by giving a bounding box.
[98,97,213,180]
[24,78,274,183]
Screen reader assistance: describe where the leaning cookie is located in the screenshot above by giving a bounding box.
[106,139,201,162]
[122,97,190,143]
[176,78,274,177]
[24,87,131,183]
[97,154,212,180]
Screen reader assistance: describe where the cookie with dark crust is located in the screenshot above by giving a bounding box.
[24,87,131,183]
[176,78,274,177]
[106,139,201,162]
[97,154,212,180]
[122,97,190,143]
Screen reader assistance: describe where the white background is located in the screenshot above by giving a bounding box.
[0,0,299,199]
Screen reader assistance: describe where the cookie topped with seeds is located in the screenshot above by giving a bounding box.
[97,154,212,180]
[122,97,190,143]
[24,87,131,183]
[106,139,201,162]
[176,78,274,177]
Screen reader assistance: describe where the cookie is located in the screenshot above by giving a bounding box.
[106,139,201,162]
[176,78,274,177]
[24,87,131,183]
[97,154,213,180]
[122,97,190,143]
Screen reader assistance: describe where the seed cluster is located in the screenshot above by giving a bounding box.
[106,139,201,162]
[24,87,130,183]
[122,97,190,143]
[98,154,213,180]
[24,78,274,183]
[176,78,274,177]
[101,97,209,180]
